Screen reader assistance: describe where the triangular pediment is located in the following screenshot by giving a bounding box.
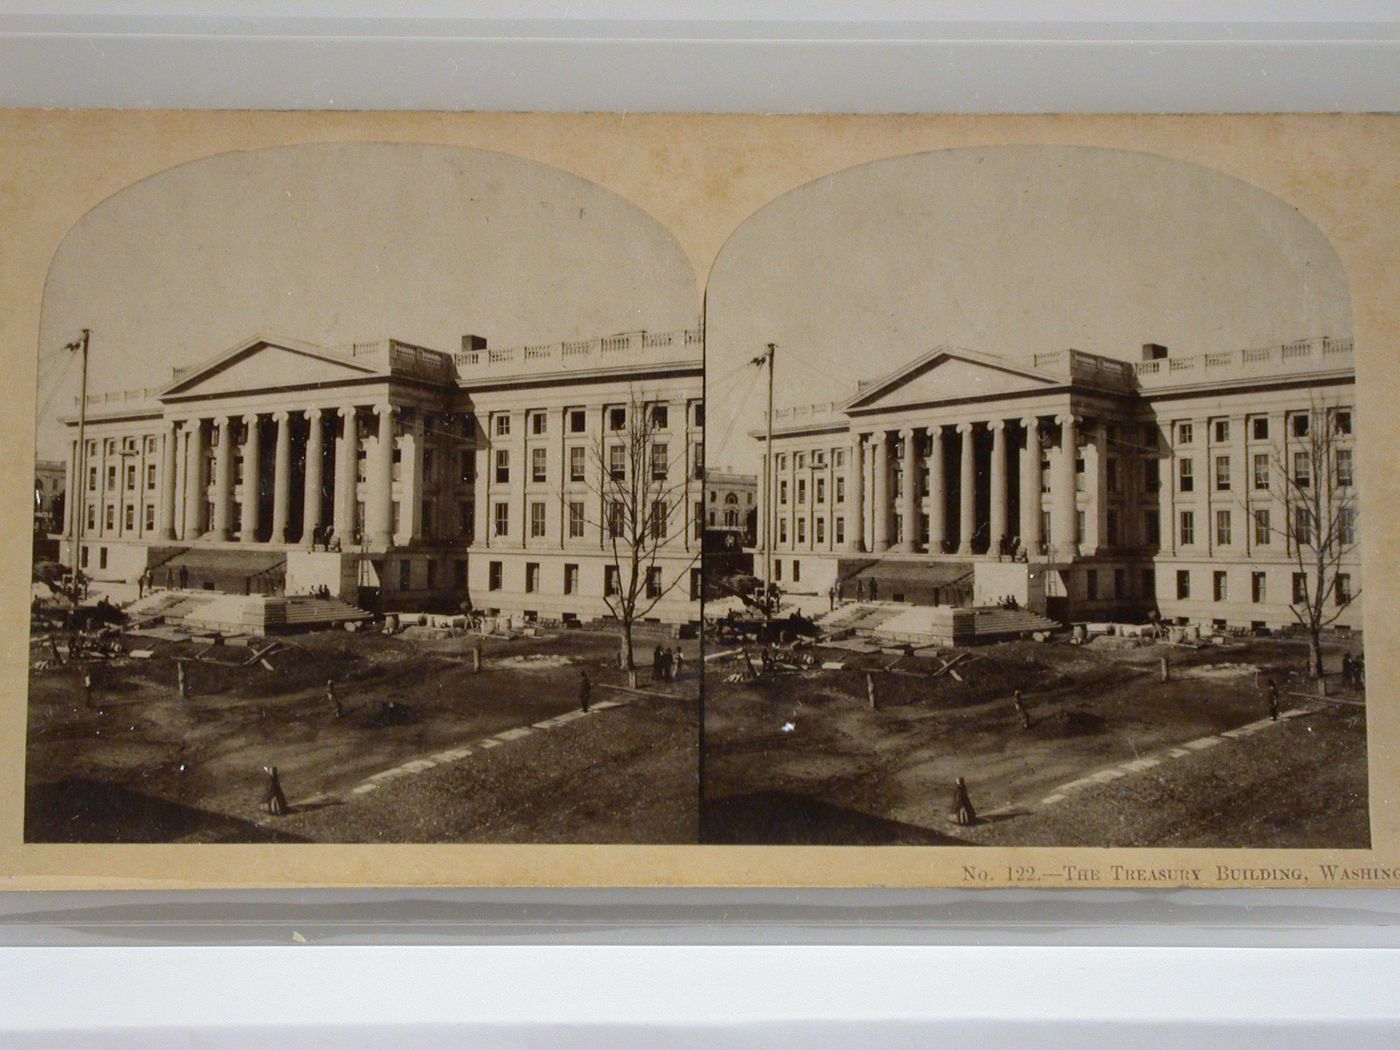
[159,337,381,399]
[845,347,1059,412]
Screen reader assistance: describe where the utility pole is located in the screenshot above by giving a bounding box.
[66,328,90,601]
[750,342,776,618]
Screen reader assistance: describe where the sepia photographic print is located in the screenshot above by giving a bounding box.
[2,111,1399,889]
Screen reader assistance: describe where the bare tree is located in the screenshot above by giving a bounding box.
[1261,393,1360,677]
[571,387,700,674]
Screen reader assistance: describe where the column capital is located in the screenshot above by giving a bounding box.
[925,423,942,437]
[271,410,290,423]
[374,402,397,418]
[988,419,1006,433]
[1055,412,1080,427]
[337,405,356,419]
[898,426,915,441]
[956,422,974,435]
[1020,415,1040,429]
[304,407,323,422]
[242,412,260,426]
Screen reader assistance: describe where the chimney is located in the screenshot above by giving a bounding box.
[1141,342,1168,361]
[461,334,487,352]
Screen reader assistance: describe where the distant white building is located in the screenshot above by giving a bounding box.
[34,459,65,536]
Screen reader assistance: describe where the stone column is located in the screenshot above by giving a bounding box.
[957,422,976,555]
[1053,413,1080,559]
[1085,421,1107,553]
[927,424,947,553]
[212,417,234,540]
[872,431,891,551]
[158,420,178,540]
[397,411,424,545]
[332,406,357,544]
[897,427,919,552]
[988,420,1007,556]
[1019,416,1043,557]
[847,434,865,552]
[301,409,324,547]
[270,411,292,543]
[239,413,262,543]
[368,403,396,546]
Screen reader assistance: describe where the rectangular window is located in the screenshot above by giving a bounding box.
[531,448,547,483]
[834,449,845,467]
[88,467,97,491]
[835,477,845,503]
[80,545,89,568]
[568,446,586,482]
[1294,506,1313,546]
[86,504,95,529]
[651,405,668,430]
[692,442,704,479]
[778,519,788,545]
[1336,573,1353,605]
[1292,572,1307,604]
[796,452,805,469]
[651,499,667,541]
[105,504,115,530]
[106,465,116,489]
[124,505,135,530]
[1177,570,1191,600]
[1252,453,1269,490]
[646,567,662,599]
[1179,510,1195,546]
[779,480,788,505]
[816,478,826,504]
[797,479,807,504]
[692,402,704,428]
[604,566,620,597]
[146,463,156,490]
[525,562,540,593]
[690,568,702,600]
[1145,509,1160,546]
[1254,508,1272,545]
[1214,571,1228,602]
[1086,569,1098,600]
[792,560,801,583]
[569,409,586,433]
[1339,505,1357,547]
[494,449,509,484]
[608,501,624,538]
[488,561,503,590]
[796,517,806,544]
[609,445,625,480]
[531,411,547,436]
[568,501,585,538]
[1214,456,1231,491]
[835,516,845,545]
[1252,571,1266,603]
[773,559,782,581]
[1145,458,1160,493]
[1293,451,1310,489]
[1252,416,1270,441]
[608,407,626,431]
[493,502,508,537]
[1177,422,1194,445]
[1213,419,1230,443]
[1291,413,1309,437]
[564,563,579,594]
[99,547,108,569]
[495,414,511,437]
[815,517,826,544]
[1179,458,1194,492]
[144,504,155,530]
[530,501,546,538]
[651,442,668,480]
[1216,509,1232,546]
[1336,448,1354,487]
[399,560,411,591]
[1333,409,1352,436]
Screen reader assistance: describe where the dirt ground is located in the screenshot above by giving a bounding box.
[701,635,1369,848]
[25,626,698,844]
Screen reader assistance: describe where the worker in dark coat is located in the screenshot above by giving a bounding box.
[651,644,664,682]
[579,669,592,713]
[1013,689,1031,730]
[950,777,977,826]
[262,766,288,816]
[326,679,343,719]
[1266,678,1281,722]
[1342,653,1355,687]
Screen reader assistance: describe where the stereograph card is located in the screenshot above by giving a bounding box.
[1,110,1396,891]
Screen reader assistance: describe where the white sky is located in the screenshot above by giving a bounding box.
[704,144,1352,475]
[35,141,698,460]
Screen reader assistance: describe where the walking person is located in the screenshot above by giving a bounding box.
[1266,677,1281,722]
[671,648,685,682]
[662,647,676,682]
[1342,653,1355,688]
[83,670,94,709]
[579,669,592,713]
[950,777,977,826]
[1013,689,1031,730]
[261,766,288,816]
[651,644,664,683]
[325,679,343,719]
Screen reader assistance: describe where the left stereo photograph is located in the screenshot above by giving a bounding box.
[26,142,703,845]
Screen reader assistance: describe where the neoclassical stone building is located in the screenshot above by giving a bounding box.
[58,327,704,622]
[756,337,1360,630]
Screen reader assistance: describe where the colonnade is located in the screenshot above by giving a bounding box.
[845,414,1083,560]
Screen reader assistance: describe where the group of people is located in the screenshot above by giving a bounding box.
[305,584,335,600]
[651,644,686,683]
[1341,652,1366,689]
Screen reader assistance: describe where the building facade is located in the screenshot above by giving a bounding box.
[57,327,704,623]
[755,337,1360,631]
[704,469,758,548]
[34,459,65,536]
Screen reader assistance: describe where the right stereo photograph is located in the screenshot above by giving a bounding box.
[700,144,1366,849]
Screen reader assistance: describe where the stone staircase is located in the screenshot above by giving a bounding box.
[183,594,371,636]
[971,607,1061,640]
